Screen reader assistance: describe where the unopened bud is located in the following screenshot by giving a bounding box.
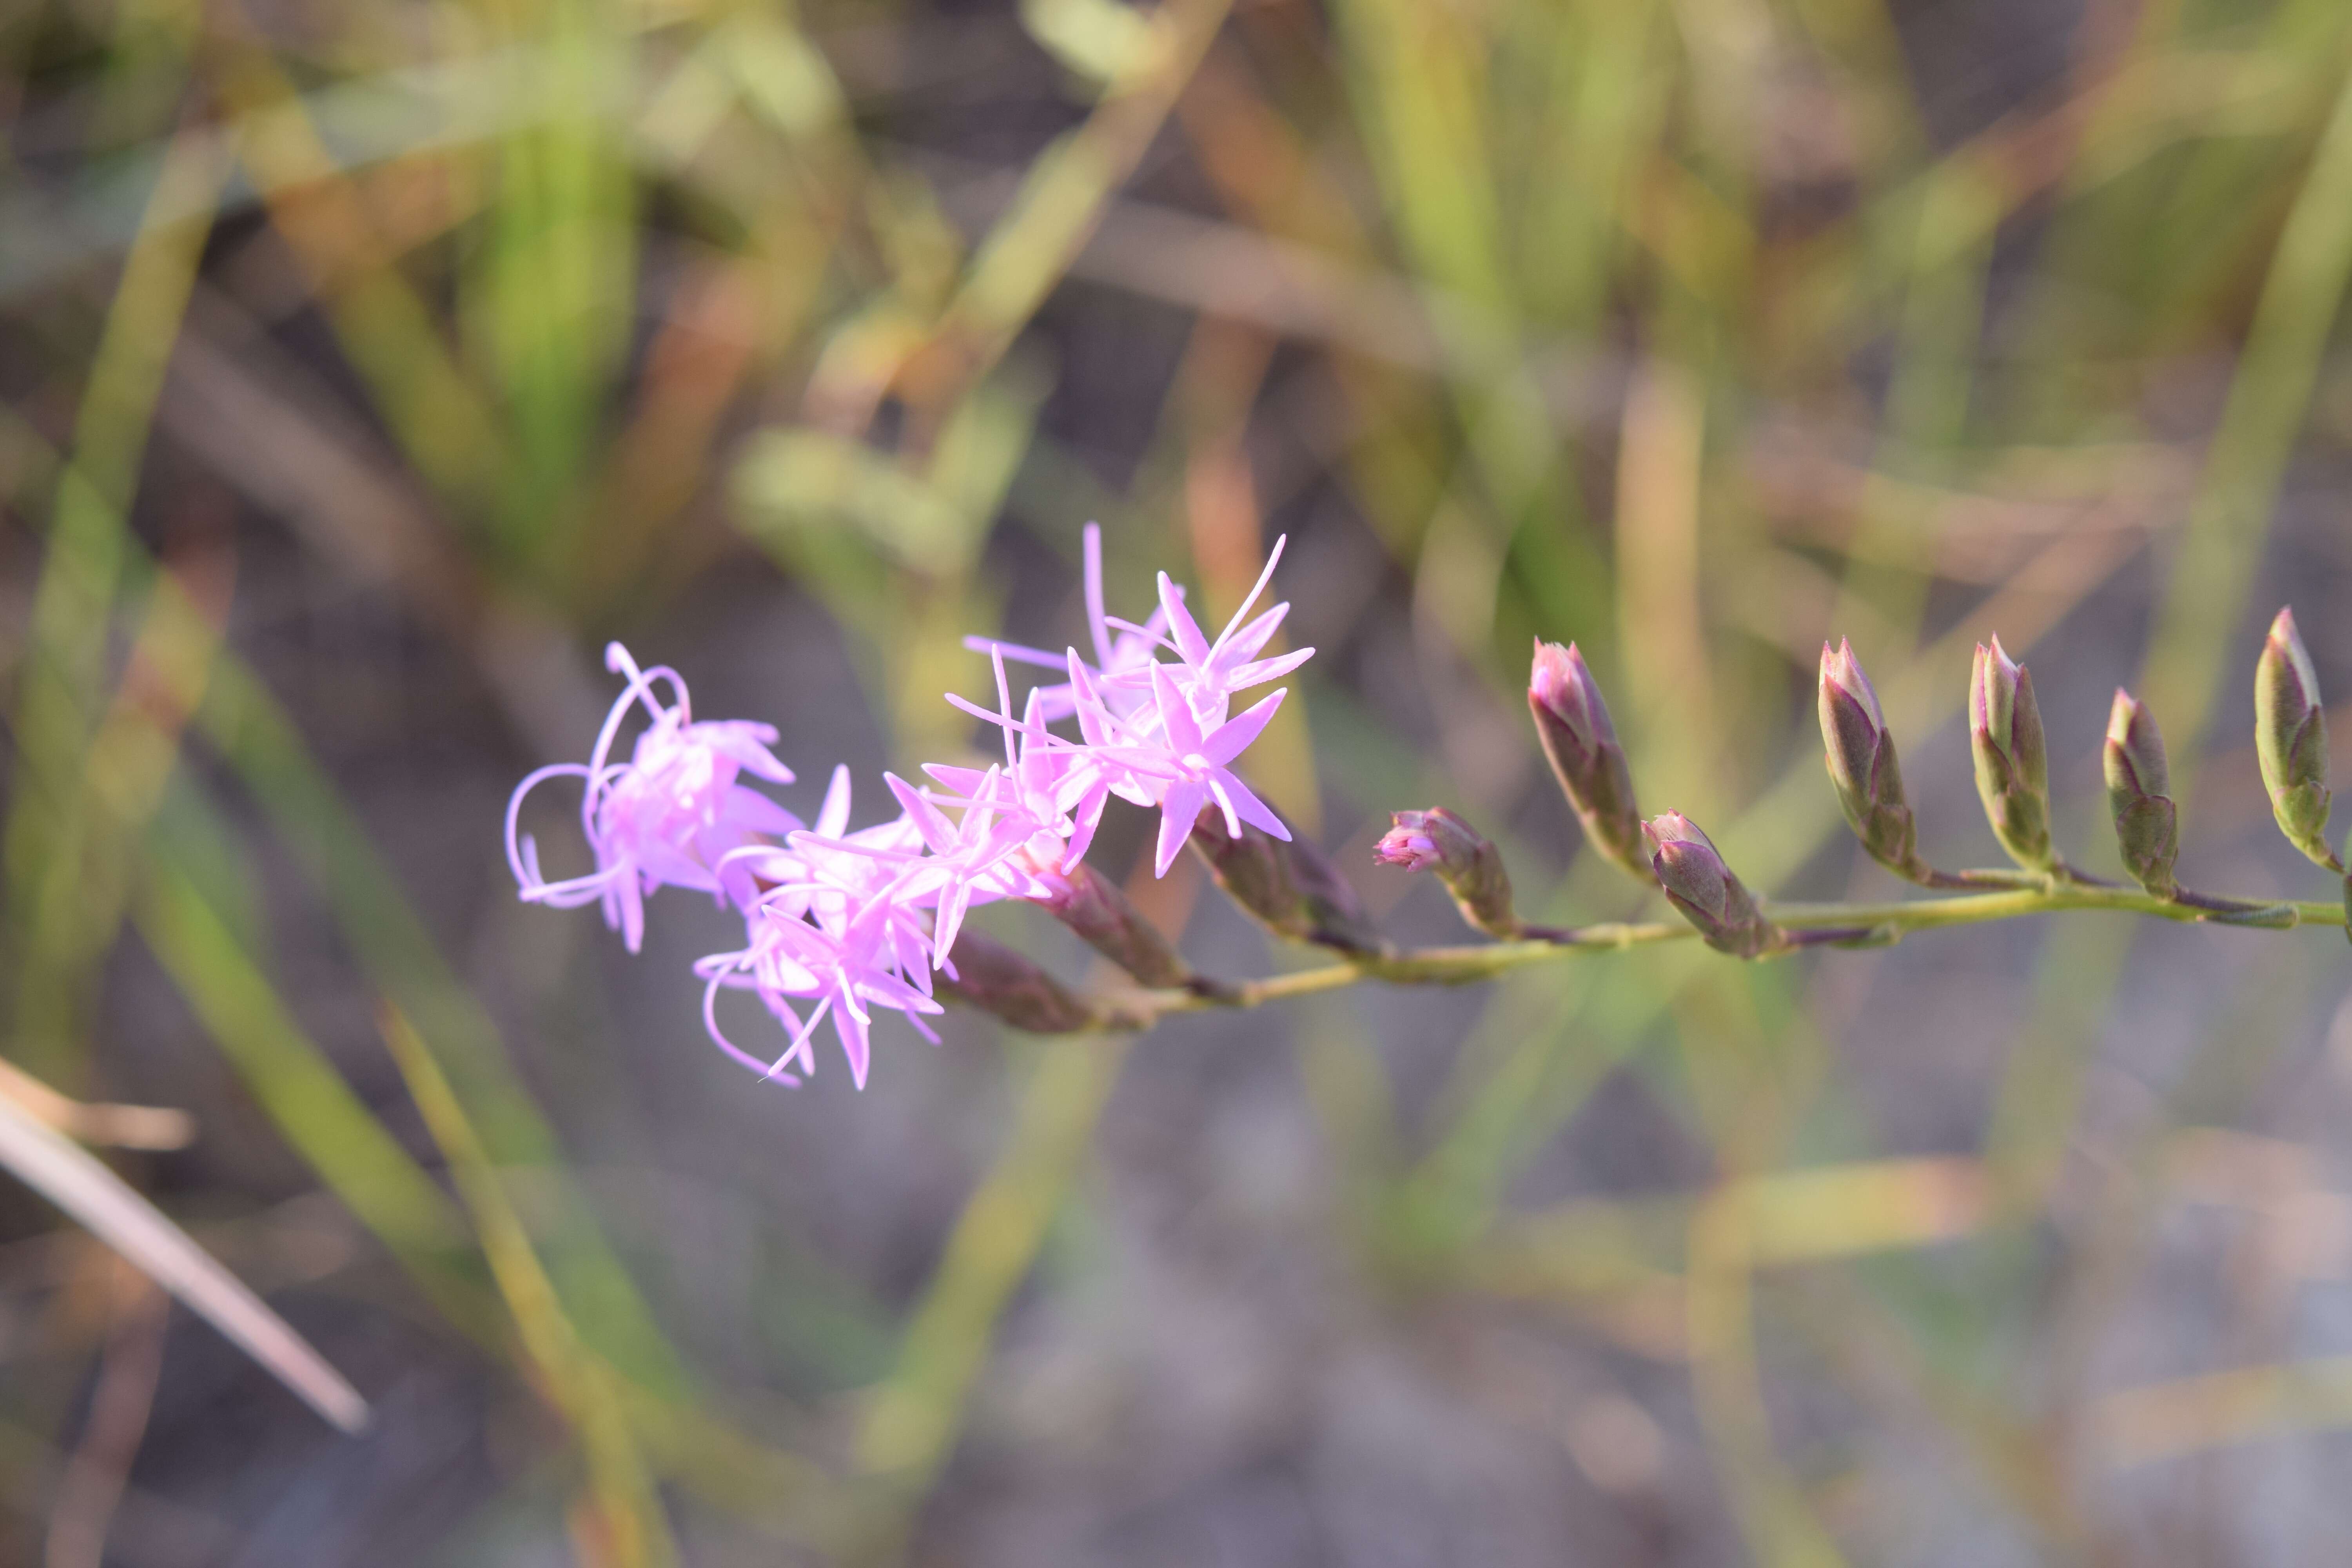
[1969,636,2054,873]
[1031,858,1192,990]
[1192,806,1385,956]
[1375,807,1519,939]
[938,931,1113,1033]
[2255,607,2337,870]
[1529,640,1647,880]
[1817,639,1920,877]
[2102,689,2178,897]
[1642,812,1784,958]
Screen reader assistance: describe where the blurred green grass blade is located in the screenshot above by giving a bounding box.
[5,123,225,1080]
[922,0,1233,399]
[187,653,693,1399]
[2144,56,2352,773]
[15,548,227,1102]
[855,1034,1129,1510]
[716,7,854,142]
[1023,0,1163,85]
[378,1004,676,1568]
[135,833,479,1296]
[0,1088,368,1433]
[0,49,625,302]
[1328,0,1509,312]
[466,0,637,573]
[737,431,987,572]
[219,42,514,521]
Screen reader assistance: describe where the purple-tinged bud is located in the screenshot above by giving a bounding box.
[1192,806,1386,956]
[1372,820,1442,871]
[1641,811,1785,958]
[1969,636,2054,873]
[1029,858,1194,990]
[939,931,1127,1033]
[1375,807,1519,939]
[1817,639,1921,879]
[2254,607,2338,871]
[1528,640,1647,880]
[2103,689,2178,897]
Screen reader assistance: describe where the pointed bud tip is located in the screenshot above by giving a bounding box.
[2107,687,2138,742]
[2263,605,2320,689]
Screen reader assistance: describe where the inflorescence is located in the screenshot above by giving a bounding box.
[506,532,2350,1087]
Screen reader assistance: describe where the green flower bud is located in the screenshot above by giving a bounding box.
[1528,640,1647,880]
[1642,811,1785,958]
[2254,606,2337,870]
[2102,688,2178,898]
[1969,636,2054,873]
[1375,807,1519,939]
[1818,638,1920,878]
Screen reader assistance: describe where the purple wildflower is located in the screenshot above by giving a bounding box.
[505,644,797,951]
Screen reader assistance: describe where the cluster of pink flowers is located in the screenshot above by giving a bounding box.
[505,528,1310,1089]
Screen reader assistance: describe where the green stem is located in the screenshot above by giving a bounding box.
[1052,881,2347,1034]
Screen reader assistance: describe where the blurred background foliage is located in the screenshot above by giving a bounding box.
[5,0,2352,1559]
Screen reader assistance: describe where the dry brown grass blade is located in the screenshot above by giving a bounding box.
[0,1091,367,1433]
[0,1060,191,1152]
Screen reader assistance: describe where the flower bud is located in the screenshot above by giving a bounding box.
[1191,806,1386,956]
[1969,636,2054,873]
[1528,640,1647,880]
[2254,607,2337,870]
[1817,639,1920,877]
[1031,858,1193,990]
[938,931,1114,1033]
[1375,807,1519,939]
[2102,688,2178,897]
[1641,811,1784,958]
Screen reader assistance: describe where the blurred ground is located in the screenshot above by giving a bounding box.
[6,0,2352,1564]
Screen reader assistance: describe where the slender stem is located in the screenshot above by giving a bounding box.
[1057,880,2347,1033]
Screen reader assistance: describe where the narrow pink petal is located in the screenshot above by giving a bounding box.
[932,880,973,968]
[924,763,987,794]
[1218,602,1290,666]
[1226,646,1315,690]
[1203,688,1286,766]
[1061,780,1110,870]
[833,988,872,1089]
[1065,649,1118,749]
[1083,522,1113,671]
[991,647,1018,767]
[616,876,646,953]
[1207,777,1243,838]
[1154,779,1208,877]
[817,764,853,838]
[1213,768,1290,839]
[1158,572,1212,666]
[884,773,958,855]
[1214,534,1286,650]
[1151,664,1205,754]
[505,763,592,889]
[962,634,1069,670]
